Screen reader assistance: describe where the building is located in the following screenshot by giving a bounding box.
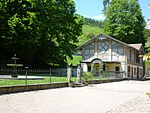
[76,34,145,79]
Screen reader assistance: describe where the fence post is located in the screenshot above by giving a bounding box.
[49,67,52,83]
[67,63,72,83]
[25,67,29,85]
[76,64,81,83]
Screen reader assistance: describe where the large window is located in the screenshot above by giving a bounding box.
[84,43,95,59]
[98,41,109,53]
[112,41,124,56]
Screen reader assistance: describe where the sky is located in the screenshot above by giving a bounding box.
[73,0,150,29]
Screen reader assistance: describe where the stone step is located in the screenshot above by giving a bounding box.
[72,83,85,87]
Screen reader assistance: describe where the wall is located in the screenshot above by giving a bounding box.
[0,79,127,95]
[0,82,68,95]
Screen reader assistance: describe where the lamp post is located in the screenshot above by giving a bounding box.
[25,67,29,85]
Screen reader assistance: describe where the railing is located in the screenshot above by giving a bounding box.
[0,67,77,87]
[0,67,126,87]
[93,71,126,79]
[0,67,77,76]
[145,71,150,78]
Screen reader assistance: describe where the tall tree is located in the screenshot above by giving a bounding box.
[0,0,83,67]
[145,29,150,52]
[103,0,110,10]
[104,0,145,45]
[148,3,150,20]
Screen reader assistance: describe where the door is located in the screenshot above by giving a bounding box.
[137,67,139,79]
[128,66,130,77]
[131,67,133,79]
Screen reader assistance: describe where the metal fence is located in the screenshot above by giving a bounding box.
[0,67,77,76]
[0,67,77,87]
[0,67,125,87]
[145,71,150,77]
[93,71,126,79]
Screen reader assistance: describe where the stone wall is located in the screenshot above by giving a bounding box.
[0,82,68,95]
[87,78,127,84]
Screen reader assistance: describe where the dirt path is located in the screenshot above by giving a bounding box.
[0,80,150,113]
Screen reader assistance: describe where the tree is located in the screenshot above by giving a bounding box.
[103,0,110,10]
[104,0,145,45]
[84,17,103,28]
[148,3,150,21]
[145,29,150,52]
[0,0,83,67]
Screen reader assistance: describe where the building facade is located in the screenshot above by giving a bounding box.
[76,34,145,79]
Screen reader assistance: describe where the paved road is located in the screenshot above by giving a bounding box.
[0,80,150,113]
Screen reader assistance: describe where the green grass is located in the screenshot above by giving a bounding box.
[0,75,116,86]
[0,76,77,86]
[77,25,105,46]
[67,25,105,66]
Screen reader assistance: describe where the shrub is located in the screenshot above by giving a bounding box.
[82,72,93,81]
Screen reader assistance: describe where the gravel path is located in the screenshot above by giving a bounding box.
[0,80,150,113]
[107,96,150,113]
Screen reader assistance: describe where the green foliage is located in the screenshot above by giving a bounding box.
[84,17,103,28]
[0,0,83,67]
[144,29,150,52]
[78,25,105,46]
[145,93,150,98]
[66,56,82,66]
[83,72,93,81]
[103,0,110,10]
[104,0,146,45]
[0,76,77,86]
[145,61,150,71]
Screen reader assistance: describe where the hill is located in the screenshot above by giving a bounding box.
[67,22,105,66]
[77,25,105,46]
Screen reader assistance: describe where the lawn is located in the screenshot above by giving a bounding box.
[0,76,77,86]
[0,75,117,86]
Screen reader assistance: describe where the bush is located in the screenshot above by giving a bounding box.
[82,72,93,81]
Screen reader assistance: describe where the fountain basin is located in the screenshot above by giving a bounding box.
[0,75,44,80]
[7,64,23,67]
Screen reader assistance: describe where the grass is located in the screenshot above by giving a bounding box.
[77,25,105,46]
[0,75,116,86]
[0,76,77,86]
[67,25,105,66]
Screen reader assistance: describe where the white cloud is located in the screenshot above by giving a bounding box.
[92,14,106,21]
[146,23,150,29]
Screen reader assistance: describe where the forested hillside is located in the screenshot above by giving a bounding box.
[78,18,150,53]
[69,17,150,66]
[77,18,105,46]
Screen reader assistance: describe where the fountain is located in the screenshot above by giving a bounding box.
[0,54,44,80]
[7,54,23,77]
